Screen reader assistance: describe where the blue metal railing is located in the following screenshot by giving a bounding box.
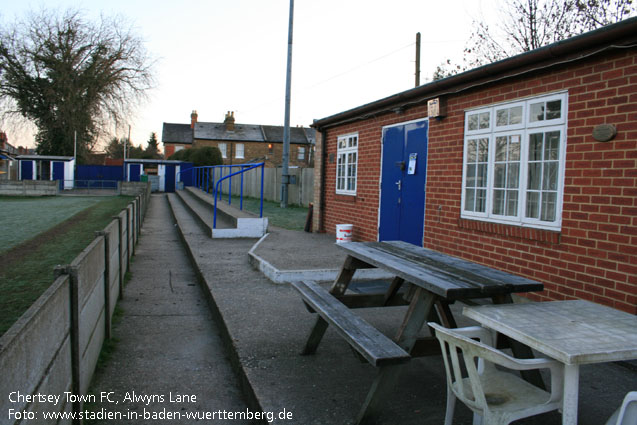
[177,163,265,229]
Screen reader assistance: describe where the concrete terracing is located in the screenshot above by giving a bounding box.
[175,187,268,238]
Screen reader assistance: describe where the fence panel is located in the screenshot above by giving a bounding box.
[225,167,314,207]
[0,275,73,424]
[70,237,106,396]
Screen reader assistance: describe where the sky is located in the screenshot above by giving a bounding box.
[1,0,498,151]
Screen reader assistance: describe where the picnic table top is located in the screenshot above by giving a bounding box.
[337,241,543,300]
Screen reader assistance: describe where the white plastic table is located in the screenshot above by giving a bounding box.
[463,300,637,425]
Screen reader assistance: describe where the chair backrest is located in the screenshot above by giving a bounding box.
[430,323,514,412]
[606,392,637,425]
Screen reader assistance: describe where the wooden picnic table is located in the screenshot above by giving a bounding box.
[293,240,544,424]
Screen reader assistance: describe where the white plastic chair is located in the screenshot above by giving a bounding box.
[605,392,637,425]
[428,322,564,425]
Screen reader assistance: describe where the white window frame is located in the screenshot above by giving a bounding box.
[298,146,306,161]
[235,143,244,159]
[218,142,227,158]
[461,92,568,230]
[336,133,358,196]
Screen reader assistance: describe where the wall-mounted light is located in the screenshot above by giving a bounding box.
[592,124,617,142]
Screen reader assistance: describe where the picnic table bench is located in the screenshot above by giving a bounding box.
[293,240,544,425]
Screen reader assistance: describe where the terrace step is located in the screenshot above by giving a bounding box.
[174,187,267,239]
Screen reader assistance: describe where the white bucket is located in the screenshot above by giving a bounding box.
[336,224,353,244]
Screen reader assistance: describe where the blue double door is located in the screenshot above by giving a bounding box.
[379,119,429,246]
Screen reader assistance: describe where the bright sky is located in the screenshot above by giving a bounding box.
[2,0,497,150]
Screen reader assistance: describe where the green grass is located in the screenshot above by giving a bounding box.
[238,196,309,230]
[0,196,133,337]
[0,196,105,254]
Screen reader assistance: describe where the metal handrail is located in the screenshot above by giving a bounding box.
[213,163,265,228]
[177,163,265,229]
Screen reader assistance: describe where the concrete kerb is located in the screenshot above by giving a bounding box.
[165,194,267,422]
[247,233,394,284]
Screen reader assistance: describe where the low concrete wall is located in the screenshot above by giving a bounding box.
[0,185,150,423]
[0,180,59,196]
[120,181,150,196]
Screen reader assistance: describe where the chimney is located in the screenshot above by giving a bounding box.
[190,110,198,129]
[224,111,235,131]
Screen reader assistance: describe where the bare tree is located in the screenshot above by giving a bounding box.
[433,0,635,79]
[0,8,155,161]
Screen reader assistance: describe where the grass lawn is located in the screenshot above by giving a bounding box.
[0,196,106,254]
[238,196,309,231]
[0,196,133,337]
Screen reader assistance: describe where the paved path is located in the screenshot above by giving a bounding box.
[89,194,252,424]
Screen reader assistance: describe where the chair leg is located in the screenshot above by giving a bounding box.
[472,413,483,425]
[444,386,456,425]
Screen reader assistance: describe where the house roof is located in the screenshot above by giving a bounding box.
[194,122,315,145]
[312,17,637,130]
[162,123,193,145]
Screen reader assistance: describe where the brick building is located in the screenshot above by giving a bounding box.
[311,18,637,313]
[162,111,315,167]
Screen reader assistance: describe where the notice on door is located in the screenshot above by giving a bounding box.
[408,153,417,175]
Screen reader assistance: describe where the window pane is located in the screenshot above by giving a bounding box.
[510,106,522,124]
[545,131,560,160]
[529,133,543,161]
[546,100,561,120]
[528,163,541,190]
[493,189,505,215]
[476,189,487,212]
[541,192,557,221]
[468,115,479,131]
[526,192,540,218]
[509,135,520,161]
[506,190,519,216]
[479,112,490,129]
[494,164,506,188]
[477,164,487,187]
[467,139,477,162]
[530,103,544,122]
[477,138,489,162]
[466,164,476,187]
[543,162,558,191]
[465,189,475,212]
[495,137,507,161]
[507,163,519,188]
[496,110,507,127]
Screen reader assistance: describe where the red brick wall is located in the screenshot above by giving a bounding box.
[318,48,636,313]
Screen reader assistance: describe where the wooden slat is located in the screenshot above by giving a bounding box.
[292,281,410,367]
[337,241,543,299]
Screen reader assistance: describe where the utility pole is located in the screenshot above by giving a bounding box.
[415,32,421,87]
[280,0,294,208]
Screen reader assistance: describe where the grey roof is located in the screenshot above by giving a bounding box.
[162,123,193,144]
[195,122,265,142]
[194,122,315,145]
[262,126,316,144]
